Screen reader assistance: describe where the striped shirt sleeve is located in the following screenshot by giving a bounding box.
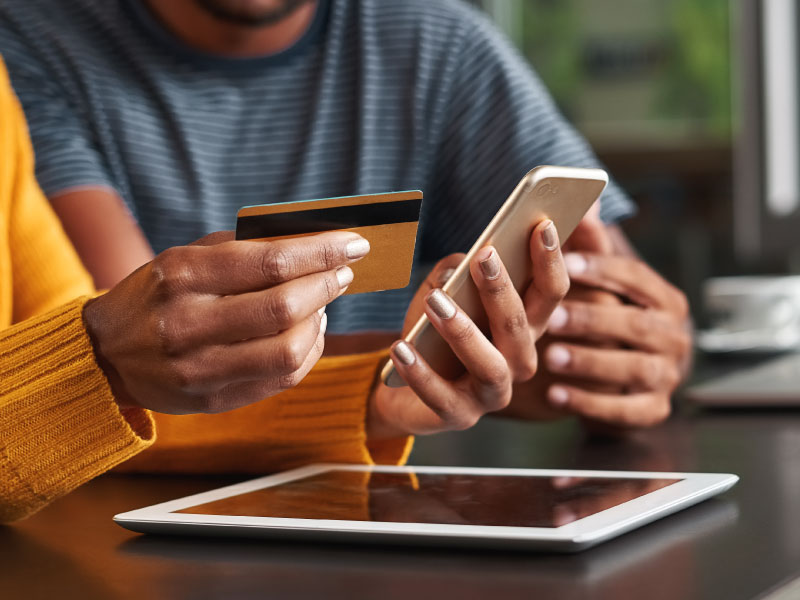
[423,6,635,260]
[0,23,116,199]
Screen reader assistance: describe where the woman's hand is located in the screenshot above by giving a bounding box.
[368,220,569,438]
[84,230,370,414]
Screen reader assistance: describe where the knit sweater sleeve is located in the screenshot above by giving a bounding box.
[0,297,155,523]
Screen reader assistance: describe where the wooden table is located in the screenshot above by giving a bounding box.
[3,401,799,599]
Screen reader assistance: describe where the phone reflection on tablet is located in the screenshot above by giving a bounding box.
[176,470,680,528]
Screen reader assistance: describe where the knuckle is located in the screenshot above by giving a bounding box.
[630,309,656,341]
[514,354,538,381]
[485,385,513,413]
[155,317,182,357]
[318,239,340,270]
[479,365,509,390]
[169,359,200,393]
[277,338,307,374]
[676,331,693,357]
[633,355,677,391]
[672,289,690,319]
[264,291,299,330]
[639,396,672,428]
[444,407,480,431]
[151,248,192,297]
[663,363,682,391]
[277,370,303,391]
[322,271,340,302]
[551,275,571,302]
[567,304,591,334]
[448,320,477,345]
[503,311,529,337]
[260,245,294,283]
[485,279,511,298]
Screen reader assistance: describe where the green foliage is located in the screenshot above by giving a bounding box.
[658,0,732,137]
[518,0,581,117]
[481,0,732,140]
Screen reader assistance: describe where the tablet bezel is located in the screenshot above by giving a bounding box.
[113,465,738,551]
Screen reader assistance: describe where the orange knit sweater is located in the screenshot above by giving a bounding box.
[0,59,410,523]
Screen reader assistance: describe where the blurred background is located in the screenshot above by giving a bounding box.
[415,0,800,463]
[463,0,799,326]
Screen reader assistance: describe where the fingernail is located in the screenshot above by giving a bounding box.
[548,305,568,330]
[336,266,354,288]
[479,248,501,280]
[346,238,370,259]
[564,253,588,275]
[317,307,325,317]
[548,385,570,406]
[320,312,328,336]
[427,288,457,320]
[393,341,416,366]
[541,220,559,251]
[438,267,456,287]
[546,345,571,370]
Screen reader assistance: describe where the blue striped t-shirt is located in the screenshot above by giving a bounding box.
[0,0,635,333]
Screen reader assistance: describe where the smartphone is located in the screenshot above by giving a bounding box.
[380,165,608,387]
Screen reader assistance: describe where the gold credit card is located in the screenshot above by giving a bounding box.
[236,191,423,295]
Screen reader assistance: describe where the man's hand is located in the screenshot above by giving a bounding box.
[367,220,569,439]
[520,218,692,429]
[83,230,370,415]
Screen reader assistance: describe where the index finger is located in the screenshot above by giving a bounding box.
[564,253,688,315]
[159,231,370,295]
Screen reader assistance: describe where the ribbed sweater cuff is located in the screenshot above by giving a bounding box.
[267,349,414,468]
[0,297,154,522]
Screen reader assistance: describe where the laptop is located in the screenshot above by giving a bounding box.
[686,352,800,406]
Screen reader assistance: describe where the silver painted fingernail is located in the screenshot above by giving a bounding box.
[546,345,571,369]
[438,268,456,287]
[393,341,416,366]
[541,220,559,251]
[479,249,501,280]
[548,385,569,406]
[564,254,588,275]
[320,312,328,336]
[346,238,370,259]
[548,305,568,330]
[336,266,354,288]
[427,288,456,320]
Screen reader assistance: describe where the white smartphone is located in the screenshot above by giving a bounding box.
[381,165,608,387]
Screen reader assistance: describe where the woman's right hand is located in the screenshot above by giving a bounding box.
[83,230,370,414]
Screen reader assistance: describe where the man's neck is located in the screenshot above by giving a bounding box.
[143,0,318,57]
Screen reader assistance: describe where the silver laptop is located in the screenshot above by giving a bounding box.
[686,352,800,406]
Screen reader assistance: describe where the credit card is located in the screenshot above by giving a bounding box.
[236,191,423,295]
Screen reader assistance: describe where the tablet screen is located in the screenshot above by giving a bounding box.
[176,471,681,527]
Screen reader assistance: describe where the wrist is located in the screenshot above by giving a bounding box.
[365,384,409,441]
[82,296,138,410]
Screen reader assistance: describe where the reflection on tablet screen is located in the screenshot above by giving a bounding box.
[176,471,681,528]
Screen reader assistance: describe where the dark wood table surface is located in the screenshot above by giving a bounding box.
[3,378,800,599]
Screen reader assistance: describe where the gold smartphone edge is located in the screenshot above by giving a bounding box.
[380,165,608,386]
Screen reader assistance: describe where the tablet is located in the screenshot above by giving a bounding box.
[114,465,737,552]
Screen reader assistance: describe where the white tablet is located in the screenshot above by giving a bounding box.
[114,465,738,552]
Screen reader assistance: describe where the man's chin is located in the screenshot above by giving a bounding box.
[192,0,314,27]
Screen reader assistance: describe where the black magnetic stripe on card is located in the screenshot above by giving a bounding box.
[236,198,422,239]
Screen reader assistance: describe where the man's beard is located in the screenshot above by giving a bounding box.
[192,0,314,27]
